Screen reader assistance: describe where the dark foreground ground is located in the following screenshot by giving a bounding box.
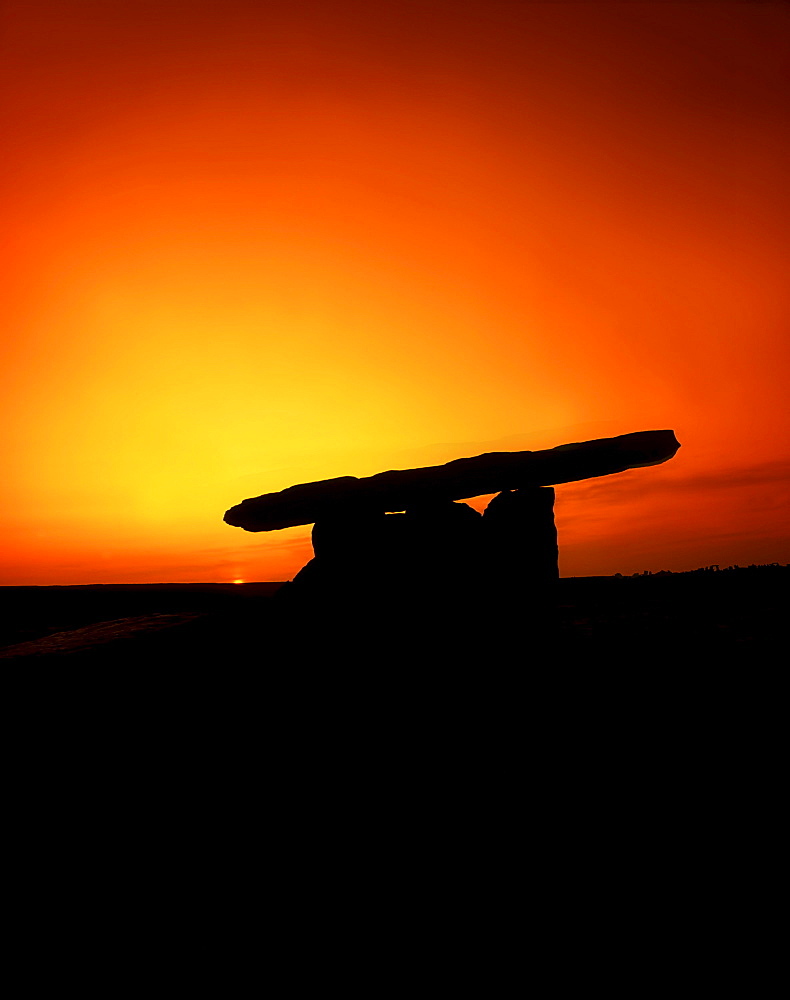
[1,565,786,664]
[4,566,784,931]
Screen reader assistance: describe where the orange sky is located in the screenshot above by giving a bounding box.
[2,0,788,584]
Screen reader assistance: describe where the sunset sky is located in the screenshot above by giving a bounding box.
[2,0,788,585]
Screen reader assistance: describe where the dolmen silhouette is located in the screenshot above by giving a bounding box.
[224,430,680,636]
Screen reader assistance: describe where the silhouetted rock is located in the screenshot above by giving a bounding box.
[290,502,484,608]
[280,490,564,649]
[483,486,558,586]
[224,430,680,531]
[280,495,559,658]
[401,500,484,582]
[226,431,681,647]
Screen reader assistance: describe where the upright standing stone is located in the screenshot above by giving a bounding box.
[482,487,559,610]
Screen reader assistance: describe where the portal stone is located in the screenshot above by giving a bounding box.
[483,486,559,588]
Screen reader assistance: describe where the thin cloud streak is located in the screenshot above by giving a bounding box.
[558,459,790,504]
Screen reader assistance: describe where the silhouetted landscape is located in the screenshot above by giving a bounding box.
[4,432,785,664]
[2,564,785,664]
[4,4,788,923]
[5,560,785,872]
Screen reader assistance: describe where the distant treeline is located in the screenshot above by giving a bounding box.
[617,563,788,578]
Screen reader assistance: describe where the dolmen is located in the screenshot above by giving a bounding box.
[223,430,680,632]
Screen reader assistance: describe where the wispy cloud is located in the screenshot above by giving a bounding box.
[557,458,790,505]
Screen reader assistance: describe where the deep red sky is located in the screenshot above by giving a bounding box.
[2,0,788,584]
